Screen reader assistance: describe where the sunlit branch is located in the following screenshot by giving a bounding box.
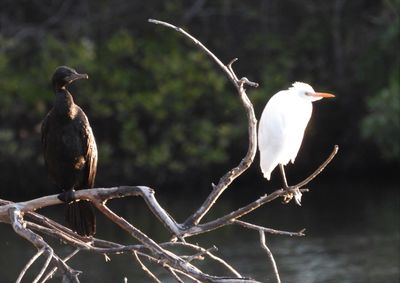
[148,18,259,228]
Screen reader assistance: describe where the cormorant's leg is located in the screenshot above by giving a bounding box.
[279,164,289,189]
[58,189,76,203]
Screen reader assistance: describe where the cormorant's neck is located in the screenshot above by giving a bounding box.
[53,88,77,119]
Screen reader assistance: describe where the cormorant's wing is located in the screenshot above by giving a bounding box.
[79,110,98,189]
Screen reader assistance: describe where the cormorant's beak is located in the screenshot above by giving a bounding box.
[67,72,89,84]
[311,92,335,98]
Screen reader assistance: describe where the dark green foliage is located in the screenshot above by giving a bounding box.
[0,1,398,198]
[362,72,400,161]
[0,29,243,194]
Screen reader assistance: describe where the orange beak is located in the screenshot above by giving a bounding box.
[311,92,335,98]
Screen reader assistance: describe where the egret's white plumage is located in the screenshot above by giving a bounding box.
[258,82,334,180]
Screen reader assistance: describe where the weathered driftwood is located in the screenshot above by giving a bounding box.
[0,19,338,283]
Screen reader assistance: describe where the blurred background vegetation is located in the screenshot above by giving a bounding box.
[0,0,398,200]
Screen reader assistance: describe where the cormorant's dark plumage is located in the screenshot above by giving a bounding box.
[41,66,97,236]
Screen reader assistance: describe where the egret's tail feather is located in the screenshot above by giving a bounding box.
[260,153,276,181]
[263,171,272,180]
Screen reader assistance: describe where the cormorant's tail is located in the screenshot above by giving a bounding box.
[65,200,96,236]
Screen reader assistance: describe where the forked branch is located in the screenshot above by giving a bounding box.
[148,18,259,228]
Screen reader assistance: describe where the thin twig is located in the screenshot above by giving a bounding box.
[295,145,339,188]
[33,247,53,283]
[166,268,202,283]
[133,251,161,283]
[234,220,306,237]
[162,242,242,278]
[40,249,80,283]
[227,58,239,81]
[16,249,45,283]
[259,231,281,283]
[165,267,185,283]
[148,19,237,86]
[26,221,93,250]
[182,246,217,262]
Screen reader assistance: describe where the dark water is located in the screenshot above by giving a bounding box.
[1,183,399,283]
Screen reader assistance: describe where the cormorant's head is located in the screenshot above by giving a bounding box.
[52,66,88,90]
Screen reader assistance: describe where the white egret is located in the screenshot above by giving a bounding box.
[258,82,335,192]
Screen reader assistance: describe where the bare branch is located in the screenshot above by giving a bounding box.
[9,207,80,283]
[234,220,306,237]
[1,186,182,237]
[259,231,281,283]
[5,192,262,282]
[1,143,337,282]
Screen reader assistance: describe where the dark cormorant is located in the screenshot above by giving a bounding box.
[41,66,97,236]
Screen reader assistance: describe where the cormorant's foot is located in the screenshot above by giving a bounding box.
[58,189,76,203]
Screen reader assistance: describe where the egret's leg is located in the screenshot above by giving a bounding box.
[279,164,289,189]
[279,165,301,205]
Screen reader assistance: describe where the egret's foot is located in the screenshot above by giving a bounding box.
[282,187,302,206]
[282,192,293,204]
[281,184,292,203]
[58,189,76,203]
